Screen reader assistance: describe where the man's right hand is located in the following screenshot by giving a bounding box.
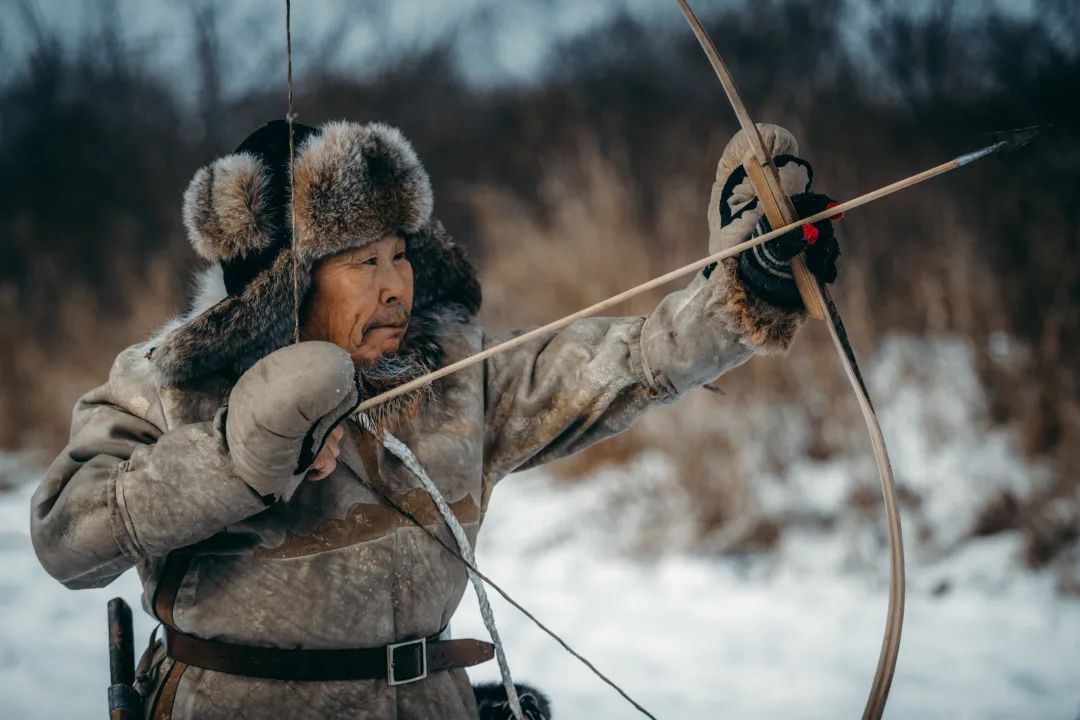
[306,425,344,482]
[225,342,359,500]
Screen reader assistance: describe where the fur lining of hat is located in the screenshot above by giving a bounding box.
[706,256,805,354]
[148,225,480,387]
[182,152,274,262]
[146,263,227,350]
[292,121,433,264]
[148,250,306,386]
[407,220,482,315]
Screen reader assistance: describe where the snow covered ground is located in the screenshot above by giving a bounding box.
[1,337,1077,719]
[2,470,1078,719]
[458,472,1080,719]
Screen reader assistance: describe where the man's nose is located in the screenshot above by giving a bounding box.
[378,262,408,305]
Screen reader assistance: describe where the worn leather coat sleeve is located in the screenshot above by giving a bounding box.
[482,262,801,481]
[482,125,811,482]
[30,349,268,589]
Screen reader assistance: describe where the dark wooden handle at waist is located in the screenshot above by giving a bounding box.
[108,597,136,685]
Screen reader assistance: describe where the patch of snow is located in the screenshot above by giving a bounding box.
[456,471,1080,719]
[746,337,1049,570]
[2,467,1077,719]
[0,481,156,720]
[868,337,1043,555]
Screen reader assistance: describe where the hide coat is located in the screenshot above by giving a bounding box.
[30,123,812,719]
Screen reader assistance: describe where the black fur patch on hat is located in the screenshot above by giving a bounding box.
[182,152,274,262]
[292,121,433,264]
[407,220,482,315]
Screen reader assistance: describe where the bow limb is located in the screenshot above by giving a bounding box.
[674,2,906,719]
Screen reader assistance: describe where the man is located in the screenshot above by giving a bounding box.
[30,119,840,719]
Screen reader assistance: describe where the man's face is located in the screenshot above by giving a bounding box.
[301,233,414,365]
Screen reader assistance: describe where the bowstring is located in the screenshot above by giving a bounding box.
[286,0,300,344]
[279,2,654,716]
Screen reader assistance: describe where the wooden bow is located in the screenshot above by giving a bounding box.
[673,2,904,718]
[281,2,1035,716]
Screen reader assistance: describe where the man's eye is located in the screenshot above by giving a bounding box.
[393,251,407,261]
[356,256,377,267]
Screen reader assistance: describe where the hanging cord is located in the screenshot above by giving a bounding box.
[353,414,658,720]
[285,0,301,343]
[357,414,524,719]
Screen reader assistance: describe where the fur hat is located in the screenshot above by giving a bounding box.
[149,120,481,386]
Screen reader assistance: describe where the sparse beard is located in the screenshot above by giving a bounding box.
[354,349,433,431]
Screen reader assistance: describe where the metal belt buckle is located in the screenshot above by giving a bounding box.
[386,637,427,686]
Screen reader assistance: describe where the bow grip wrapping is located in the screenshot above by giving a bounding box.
[741,149,829,320]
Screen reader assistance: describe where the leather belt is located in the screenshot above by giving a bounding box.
[163,625,494,685]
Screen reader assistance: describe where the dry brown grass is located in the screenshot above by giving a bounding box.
[2,0,1075,571]
[470,135,691,330]
[0,259,182,456]
[467,132,1078,575]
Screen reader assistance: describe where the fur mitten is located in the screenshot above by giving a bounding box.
[703,123,843,352]
[225,341,359,501]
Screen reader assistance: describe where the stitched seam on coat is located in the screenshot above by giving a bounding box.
[108,466,146,559]
[636,314,682,402]
[632,316,664,398]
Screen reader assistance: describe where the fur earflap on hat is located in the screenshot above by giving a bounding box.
[148,120,479,387]
[182,153,273,263]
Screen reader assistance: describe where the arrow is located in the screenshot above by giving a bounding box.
[352,132,1031,417]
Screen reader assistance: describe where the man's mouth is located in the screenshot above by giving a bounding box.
[366,319,408,331]
[364,309,410,333]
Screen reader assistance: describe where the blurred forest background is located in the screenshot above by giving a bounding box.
[1,0,1077,576]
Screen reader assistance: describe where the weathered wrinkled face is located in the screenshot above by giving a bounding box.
[301,233,414,365]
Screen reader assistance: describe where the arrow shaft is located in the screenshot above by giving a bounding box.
[353,146,992,415]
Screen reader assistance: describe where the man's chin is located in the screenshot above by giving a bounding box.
[351,343,400,368]
[355,346,428,388]
[352,343,433,429]
[351,328,408,366]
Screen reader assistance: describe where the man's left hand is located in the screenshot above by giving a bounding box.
[737,191,842,309]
